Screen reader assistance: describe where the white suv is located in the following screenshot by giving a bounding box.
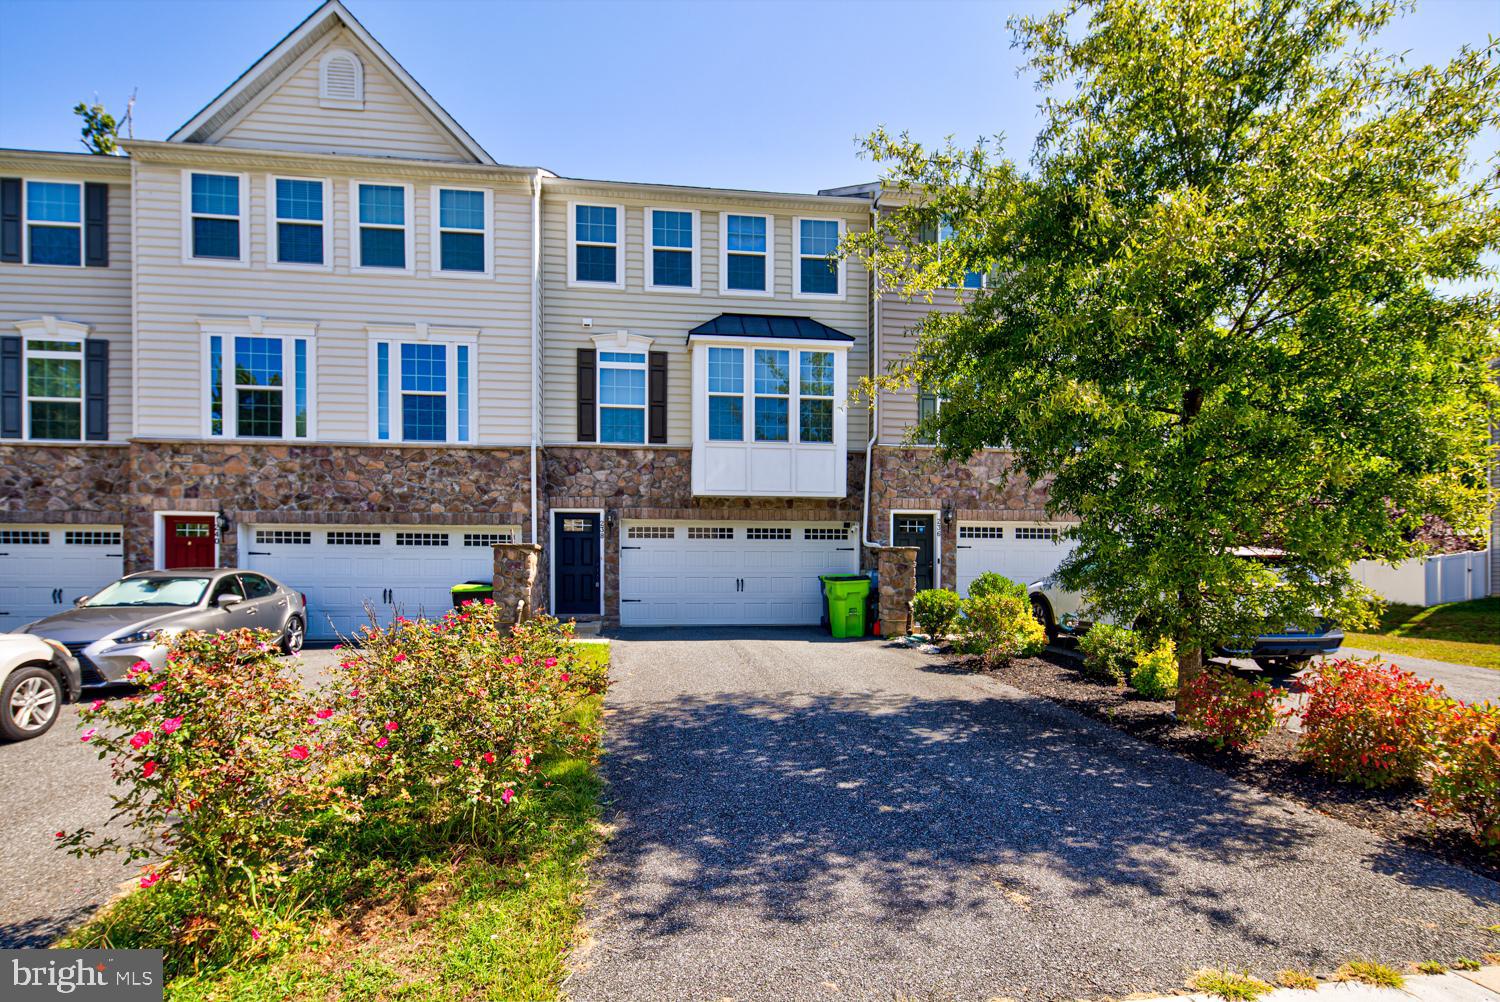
[0,634,82,741]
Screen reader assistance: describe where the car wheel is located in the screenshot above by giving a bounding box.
[280,615,305,655]
[1,666,62,741]
[1029,594,1057,643]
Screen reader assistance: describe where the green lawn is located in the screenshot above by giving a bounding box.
[1343,596,1500,671]
[66,642,611,1002]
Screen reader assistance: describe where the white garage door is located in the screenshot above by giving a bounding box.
[0,525,125,631]
[619,520,859,627]
[242,524,518,640]
[955,522,1074,597]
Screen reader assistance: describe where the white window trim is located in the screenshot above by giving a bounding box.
[199,317,317,441]
[792,216,845,301]
[751,347,790,444]
[152,510,221,571]
[350,180,415,275]
[265,175,333,272]
[367,323,479,445]
[591,329,654,445]
[643,206,699,293]
[567,200,625,289]
[717,211,774,298]
[548,507,605,617]
[797,347,838,445]
[695,337,849,447]
[12,317,89,441]
[181,169,249,267]
[20,178,84,268]
[891,510,942,590]
[429,185,492,279]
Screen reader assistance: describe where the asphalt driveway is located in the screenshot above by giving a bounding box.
[0,647,343,949]
[569,627,1500,1002]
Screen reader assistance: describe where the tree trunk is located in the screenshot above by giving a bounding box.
[1174,640,1204,714]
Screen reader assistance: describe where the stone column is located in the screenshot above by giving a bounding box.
[874,546,918,638]
[492,543,544,622]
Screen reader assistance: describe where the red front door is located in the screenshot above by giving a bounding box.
[164,516,217,569]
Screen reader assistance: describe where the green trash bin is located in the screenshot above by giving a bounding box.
[820,574,871,638]
[451,581,493,609]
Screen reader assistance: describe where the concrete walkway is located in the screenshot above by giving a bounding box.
[1145,967,1500,1002]
[568,627,1500,1002]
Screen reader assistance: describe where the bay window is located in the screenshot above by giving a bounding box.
[753,349,789,442]
[707,347,744,441]
[799,351,835,443]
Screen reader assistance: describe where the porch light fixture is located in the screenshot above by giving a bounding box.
[216,512,231,536]
[941,503,954,526]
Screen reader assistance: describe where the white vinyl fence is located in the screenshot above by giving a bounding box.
[1350,551,1490,607]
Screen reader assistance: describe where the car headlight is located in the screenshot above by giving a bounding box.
[40,638,70,657]
[112,630,162,646]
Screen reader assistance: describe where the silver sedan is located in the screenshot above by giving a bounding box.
[18,569,307,686]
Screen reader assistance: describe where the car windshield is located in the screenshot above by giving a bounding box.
[84,577,211,608]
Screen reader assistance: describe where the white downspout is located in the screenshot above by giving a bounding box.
[529,171,542,545]
[861,190,883,552]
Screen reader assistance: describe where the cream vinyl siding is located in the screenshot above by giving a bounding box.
[540,190,871,446]
[209,29,473,164]
[0,171,132,441]
[131,159,532,443]
[878,290,967,445]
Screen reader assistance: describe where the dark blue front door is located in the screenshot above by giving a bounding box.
[554,512,601,615]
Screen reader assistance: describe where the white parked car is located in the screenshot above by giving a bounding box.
[0,634,82,741]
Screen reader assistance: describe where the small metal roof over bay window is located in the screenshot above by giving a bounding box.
[688,314,854,344]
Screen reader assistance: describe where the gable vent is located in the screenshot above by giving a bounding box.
[319,48,364,109]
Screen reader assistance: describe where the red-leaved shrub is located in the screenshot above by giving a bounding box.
[1297,658,1444,788]
[1421,700,1500,848]
[1179,669,1287,750]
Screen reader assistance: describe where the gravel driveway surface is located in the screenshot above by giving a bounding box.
[0,647,342,949]
[569,627,1500,1002]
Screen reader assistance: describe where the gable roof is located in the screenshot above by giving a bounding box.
[168,0,494,165]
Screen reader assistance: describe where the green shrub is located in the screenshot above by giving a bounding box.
[1130,638,1179,699]
[956,590,1047,666]
[1076,622,1141,684]
[967,572,1027,602]
[911,588,964,638]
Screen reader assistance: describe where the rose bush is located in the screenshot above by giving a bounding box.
[1179,669,1287,751]
[1298,658,1443,788]
[333,604,600,836]
[1421,700,1500,847]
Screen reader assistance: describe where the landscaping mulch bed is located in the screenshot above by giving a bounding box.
[964,649,1500,884]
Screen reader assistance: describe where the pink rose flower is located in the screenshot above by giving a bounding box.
[139,872,161,889]
[561,673,571,683]
[80,728,97,742]
[129,730,153,750]
[544,657,558,668]
[501,788,514,804]
[393,653,408,663]
[375,736,389,749]
[89,700,104,712]
[287,745,310,760]
[482,752,496,764]
[385,720,399,732]
[315,708,334,720]
[149,681,167,692]
[452,758,463,768]
[142,761,157,778]
[161,716,183,735]
[152,694,164,703]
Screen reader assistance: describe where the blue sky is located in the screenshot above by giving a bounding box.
[0,0,1495,194]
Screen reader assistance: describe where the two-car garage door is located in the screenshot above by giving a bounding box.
[619,520,858,627]
[954,522,1074,597]
[0,525,125,631]
[242,524,517,640]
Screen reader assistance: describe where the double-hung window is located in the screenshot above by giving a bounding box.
[598,351,647,443]
[370,333,475,443]
[720,212,771,295]
[205,326,313,439]
[433,187,489,275]
[24,181,82,266]
[22,333,84,439]
[646,208,696,291]
[753,349,789,442]
[185,171,245,263]
[937,219,985,289]
[799,351,835,443]
[706,347,744,441]
[570,203,622,286]
[353,182,411,271]
[794,217,843,298]
[269,177,328,267]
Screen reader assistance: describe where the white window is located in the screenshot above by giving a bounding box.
[798,350,836,443]
[319,48,364,109]
[931,218,985,289]
[351,181,413,272]
[431,187,490,276]
[699,344,845,447]
[794,217,843,299]
[183,171,247,265]
[203,323,314,440]
[16,321,87,440]
[23,180,82,267]
[369,328,476,444]
[598,350,647,444]
[645,207,698,292]
[706,346,744,442]
[267,176,330,268]
[569,202,623,287]
[719,212,772,296]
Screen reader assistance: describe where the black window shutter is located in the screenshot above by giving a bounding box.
[0,179,20,263]
[648,351,667,444]
[84,183,109,267]
[0,335,21,438]
[576,348,596,443]
[85,340,109,440]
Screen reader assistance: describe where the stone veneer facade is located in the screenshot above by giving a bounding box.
[0,444,131,524]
